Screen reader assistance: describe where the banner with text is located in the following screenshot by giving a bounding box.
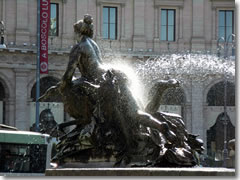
[40,0,50,74]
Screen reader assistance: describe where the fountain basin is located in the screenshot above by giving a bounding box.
[45,167,235,176]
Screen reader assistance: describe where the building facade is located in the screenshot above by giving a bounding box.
[0,0,235,164]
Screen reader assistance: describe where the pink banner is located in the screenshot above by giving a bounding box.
[40,0,50,74]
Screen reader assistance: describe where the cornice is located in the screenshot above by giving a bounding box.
[154,0,184,7]
[211,0,235,8]
[97,0,126,6]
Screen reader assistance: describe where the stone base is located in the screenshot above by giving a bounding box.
[46,167,235,176]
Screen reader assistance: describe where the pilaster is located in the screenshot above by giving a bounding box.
[191,81,204,141]
[133,0,146,51]
[14,69,30,130]
[76,0,88,22]
[120,4,125,39]
[16,0,30,45]
[96,2,101,38]
[5,98,15,127]
[185,102,192,133]
[191,0,205,51]
[61,0,69,48]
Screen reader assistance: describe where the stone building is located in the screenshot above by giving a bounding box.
[0,0,235,165]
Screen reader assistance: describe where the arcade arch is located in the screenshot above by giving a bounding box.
[206,113,235,164]
[207,81,235,106]
[205,80,235,165]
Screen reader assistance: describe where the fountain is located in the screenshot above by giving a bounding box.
[42,15,235,176]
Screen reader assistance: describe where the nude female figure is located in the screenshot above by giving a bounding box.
[39,15,171,136]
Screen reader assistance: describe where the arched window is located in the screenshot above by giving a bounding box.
[207,81,235,106]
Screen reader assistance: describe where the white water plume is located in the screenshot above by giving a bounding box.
[100,53,235,109]
[134,53,235,86]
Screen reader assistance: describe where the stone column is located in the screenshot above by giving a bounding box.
[14,69,30,130]
[27,97,34,129]
[5,98,15,127]
[202,102,208,150]
[191,81,204,141]
[133,0,146,51]
[191,0,205,51]
[16,0,30,45]
[185,102,192,133]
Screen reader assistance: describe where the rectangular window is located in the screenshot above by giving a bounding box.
[161,9,175,41]
[218,10,234,42]
[102,7,117,40]
[50,3,59,36]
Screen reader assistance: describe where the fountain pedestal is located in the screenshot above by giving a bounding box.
[45,167,235,176]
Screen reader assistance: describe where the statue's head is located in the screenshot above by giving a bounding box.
[74,14,93,39]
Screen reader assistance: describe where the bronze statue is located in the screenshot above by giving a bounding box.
[39,14,204,167]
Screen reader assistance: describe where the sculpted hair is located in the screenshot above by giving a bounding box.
[74,14,94,38]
